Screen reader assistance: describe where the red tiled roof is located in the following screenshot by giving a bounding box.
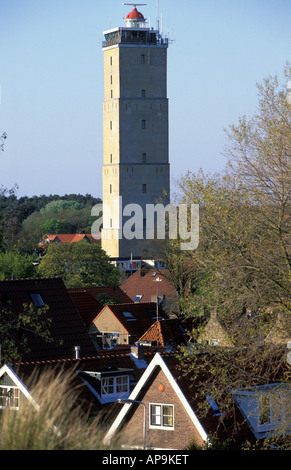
[121,269,177,303]
[38,234,101,248]
[138,318,189,347]
[0,278,97,362]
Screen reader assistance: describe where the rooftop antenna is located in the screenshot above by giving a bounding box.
[156,0,159,32]
[122,3,147,7]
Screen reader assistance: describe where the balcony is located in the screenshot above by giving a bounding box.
[102,29,168,48]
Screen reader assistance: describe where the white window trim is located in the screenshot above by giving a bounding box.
[0,385,20,410]
[149,403,174,430]
[101,375,129,399]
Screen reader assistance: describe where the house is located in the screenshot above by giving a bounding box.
[0,278,97,362]
[121,268,178,315]
[88,302,167,349]
[104,352,291,450]
[0,344,164,425]
[38,233,101,250]
[197,310,234,347]
[138,318,189,350]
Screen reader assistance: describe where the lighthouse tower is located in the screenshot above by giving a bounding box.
[101,4,170,266]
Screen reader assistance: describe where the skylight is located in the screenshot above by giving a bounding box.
[122,311,136,320]
[29,291,45,307]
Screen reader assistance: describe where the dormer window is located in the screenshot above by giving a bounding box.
[230,383,291,439]
[78,369,132,404]
[102,375,129,396]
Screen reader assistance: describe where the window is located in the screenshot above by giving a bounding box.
[142,153,147,163]
[231,383,291,439]
[259,393,282,426]
[110,184,112,193]
[110,56,112,66]
[150,404,174,429]
[110,121,112,130]
[111,90,113,98]
[133,295,143,303]
[102,377,114,395]
[141,89,146,98]
[29,291,45,307]
[141,120,146,129]
[0,386,20,410]
[141,54,145,64]
[142,184,147,193]
[101,375,129,397]
[122,311,136,321]
[110,154,113,163]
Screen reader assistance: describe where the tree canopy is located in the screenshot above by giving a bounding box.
[36,241,120,288]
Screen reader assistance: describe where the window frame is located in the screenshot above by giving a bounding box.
[0,386,20,410]
[101,375,129,398]
[149,403,174,430]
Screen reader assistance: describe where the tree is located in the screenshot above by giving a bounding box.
[0,251,36,280]
[0,302,53,364]
[36,241,120,288]
[174,65,291,447]
[174,64,291,340]
[0,132,7,152]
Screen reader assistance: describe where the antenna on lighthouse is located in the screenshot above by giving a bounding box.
[122,3,147,7]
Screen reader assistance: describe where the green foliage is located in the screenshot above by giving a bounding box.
[37,241,120,288]
[40,199,85,215]
[97,293,120,306]
[0,193,101,252]
[0,251,36,280]
[0,302,53,364]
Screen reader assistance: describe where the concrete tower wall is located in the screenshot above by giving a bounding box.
[101,16,170,259]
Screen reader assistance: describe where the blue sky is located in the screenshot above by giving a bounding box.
[0,0,290,199]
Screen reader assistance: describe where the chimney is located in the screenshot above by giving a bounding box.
[131,343,144,360]
[74,346,80,359]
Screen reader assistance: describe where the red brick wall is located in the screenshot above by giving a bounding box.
[118,366,205,450]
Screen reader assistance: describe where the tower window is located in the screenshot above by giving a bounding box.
[142,153,147,163]
[110,184,112,194]
[110,154,113,163]
[110,56,112,66]
[142,184,147,193]
[111,90,113,98]
[141,54,145,64]
[110,121,112,130]
[141,89,146,98]
[141,120,146,129]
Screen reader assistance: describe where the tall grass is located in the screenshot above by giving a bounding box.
[0,366,120,450]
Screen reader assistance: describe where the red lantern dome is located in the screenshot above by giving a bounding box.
[125,7,145,20]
